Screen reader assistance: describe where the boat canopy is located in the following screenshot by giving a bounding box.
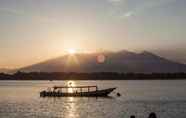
[53,85,98,89]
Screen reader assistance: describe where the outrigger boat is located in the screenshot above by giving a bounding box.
[40,86,116,97]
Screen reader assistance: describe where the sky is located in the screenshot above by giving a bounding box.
[0,0,186,68]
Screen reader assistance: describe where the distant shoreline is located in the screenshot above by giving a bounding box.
[1,71,186,80]
[0,79,186,81]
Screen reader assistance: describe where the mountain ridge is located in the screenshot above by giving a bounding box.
[15,50,186,73]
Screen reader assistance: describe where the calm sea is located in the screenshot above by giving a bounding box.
[0,80,186,118]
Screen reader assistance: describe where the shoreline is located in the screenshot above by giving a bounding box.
[1,72,186,80]
[0,78,186,80]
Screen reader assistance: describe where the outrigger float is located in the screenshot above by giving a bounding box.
[40,86,116,97]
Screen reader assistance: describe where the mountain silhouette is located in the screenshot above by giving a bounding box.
[16,50,186,73]
[0,68,12,73]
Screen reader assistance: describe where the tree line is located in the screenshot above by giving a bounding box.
[0,71,186,80]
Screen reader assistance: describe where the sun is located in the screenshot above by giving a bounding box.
[68,49,76,55]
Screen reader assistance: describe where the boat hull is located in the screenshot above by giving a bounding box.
[40,88,116,97]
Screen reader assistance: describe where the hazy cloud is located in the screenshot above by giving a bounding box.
[0,7,23,15]
[108,0,122,3]
[123,11,134,17]
[0,7,57,24]
[113,0,177,19]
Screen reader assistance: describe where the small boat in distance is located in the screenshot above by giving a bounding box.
[40,85,116,97]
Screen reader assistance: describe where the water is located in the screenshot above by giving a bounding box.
[0,80,186,118]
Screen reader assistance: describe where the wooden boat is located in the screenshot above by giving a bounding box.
[40,86,116,97]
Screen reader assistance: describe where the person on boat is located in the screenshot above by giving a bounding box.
[69,82,72,86]
[148,112,157,118]
[47,87,51,92]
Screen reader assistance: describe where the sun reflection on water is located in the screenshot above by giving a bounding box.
[64,94,79,118]
[66,100,77,118]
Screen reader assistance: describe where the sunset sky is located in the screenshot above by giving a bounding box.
[0,0,186,68]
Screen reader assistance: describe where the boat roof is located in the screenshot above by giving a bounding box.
[53,85,97,89]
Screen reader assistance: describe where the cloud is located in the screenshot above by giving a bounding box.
[0,7,23,15]
[0,7,57,24]
[107,0,125,5]
[108,0,122,2]
[135,0,176,11]
[118,11,134,19]
[123,11,134,17]
[118,0,177,19]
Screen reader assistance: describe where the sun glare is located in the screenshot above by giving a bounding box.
[68,49,76,55]
[67,81,75,87]
[67,81,76,93]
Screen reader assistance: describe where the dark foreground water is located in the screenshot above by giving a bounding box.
[0,80,186,118]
